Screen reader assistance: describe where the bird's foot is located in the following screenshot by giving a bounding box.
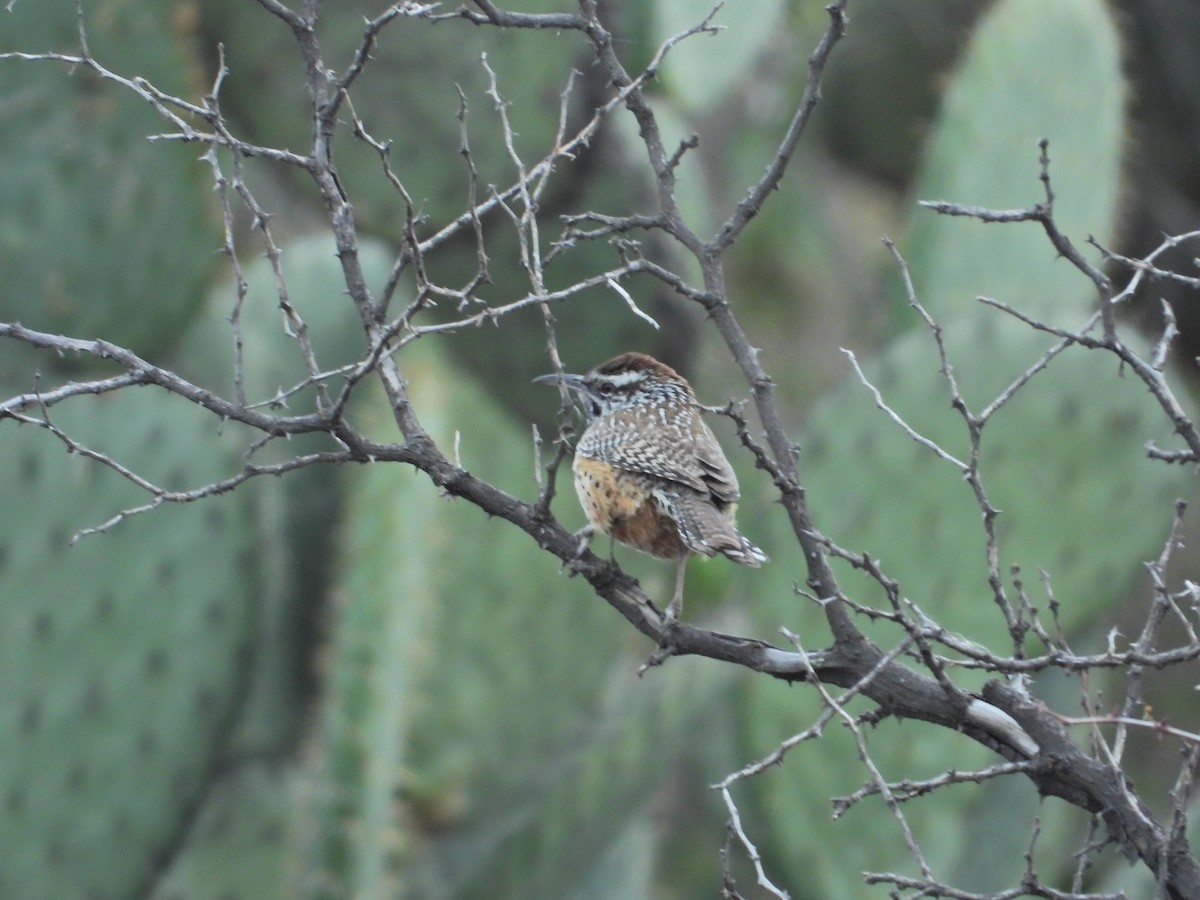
[663,594,682,624]
[572,525,595,561]
[559,525,595,576]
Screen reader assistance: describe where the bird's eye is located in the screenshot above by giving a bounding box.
[597,382,615,396]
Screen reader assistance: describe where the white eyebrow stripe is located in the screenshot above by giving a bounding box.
[594,370,644,389]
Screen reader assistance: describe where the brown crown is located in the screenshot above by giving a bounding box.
[592,352,686,384]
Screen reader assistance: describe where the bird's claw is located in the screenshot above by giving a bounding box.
[572,525,595,561]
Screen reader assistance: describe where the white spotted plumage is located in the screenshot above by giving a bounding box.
[566,353,764,565]
[536,352,767,620]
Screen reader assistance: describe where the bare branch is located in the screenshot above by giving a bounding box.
[1050,713,1200,749]
[335,2,440,100]
[833,759,1040,817]
[712,0,850,250]
[71,451,353,541]
[977,295,1200,460]
[606,278,661,330]
[840,347,968,469]
[0,323,330,436]
[1093,228,1200,304]
[866,870,1125,900]
[921,139,1116,338]
[1113,500,1192,760]
[454,0,585,31]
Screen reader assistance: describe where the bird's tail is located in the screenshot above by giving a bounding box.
[663,490,768,567]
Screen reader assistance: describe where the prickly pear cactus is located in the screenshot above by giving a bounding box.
[195,0,582,235]
[297,343,738,899]
[808,0,1168,644]
[147,764,298,900]
[0,0,218,373]
[0,388,256,900]
[177,233,393,408]
[176,229,397,695]
[144,233,398,898]
[739,0,1186,895]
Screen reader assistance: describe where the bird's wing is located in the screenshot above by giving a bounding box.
[578,405,739,505]
[692,418,740,506]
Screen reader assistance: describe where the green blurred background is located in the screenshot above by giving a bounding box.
[2,0,1199,897]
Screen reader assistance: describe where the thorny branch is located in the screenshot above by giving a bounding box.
[921,140,1200,463]
[4,1,1200,898]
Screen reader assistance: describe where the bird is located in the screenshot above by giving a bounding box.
[534,351,766,621]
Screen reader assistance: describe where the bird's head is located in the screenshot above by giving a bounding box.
[534,352,692,420]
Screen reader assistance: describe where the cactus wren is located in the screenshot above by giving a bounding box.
[535,352,767,621]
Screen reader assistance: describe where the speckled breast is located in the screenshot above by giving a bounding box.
[572,455,687,559]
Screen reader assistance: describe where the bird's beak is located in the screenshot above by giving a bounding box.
[532,371,586,391]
